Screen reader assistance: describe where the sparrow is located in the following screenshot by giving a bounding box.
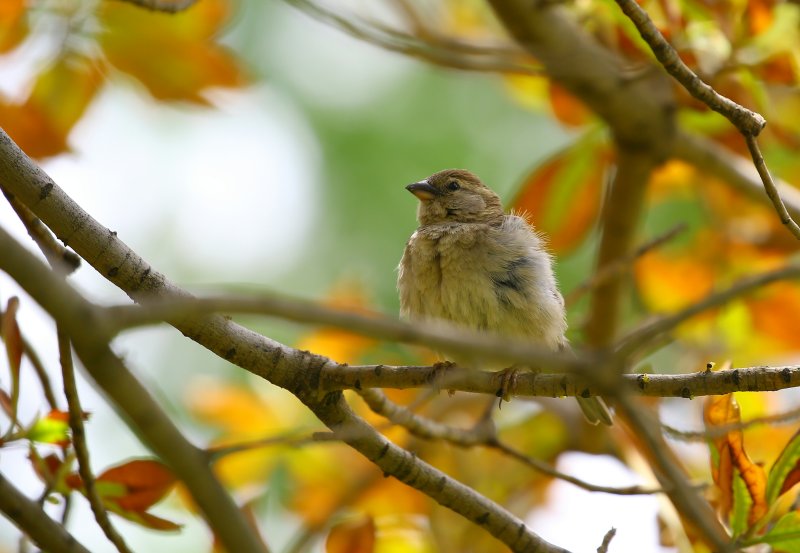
[397,169,612,425]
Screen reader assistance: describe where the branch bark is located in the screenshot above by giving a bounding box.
[0,472,91,553]
[0,128,570,552]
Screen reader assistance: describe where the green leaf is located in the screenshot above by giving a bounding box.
[767,428,800,506]
[25,413,70,445]
[730,470,751,537]
[757,511,800,552]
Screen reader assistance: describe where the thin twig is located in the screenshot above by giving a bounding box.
[108,0,198,13]
[58,329,133,553]
[597,527,616,553]
[205,431,335,461]
[672,131,800,222]
[10,181,133,553]
[565,223,687,307]
[744,135,800,239]
[613,0,800,241]
[284,0,541,76]
[613,395,734,552]
[616,264,800,359]
[359,388,668,496]
[663,404,800,442]
[612,0,765,136]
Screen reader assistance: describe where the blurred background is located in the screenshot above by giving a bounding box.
[2,0,800,551]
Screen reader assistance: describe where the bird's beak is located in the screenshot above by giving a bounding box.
[406,181,440,201]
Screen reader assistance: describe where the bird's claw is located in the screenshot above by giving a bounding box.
[495,366,521,408]
[430,360,456,394]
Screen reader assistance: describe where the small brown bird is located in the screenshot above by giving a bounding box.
[397,169,612,425]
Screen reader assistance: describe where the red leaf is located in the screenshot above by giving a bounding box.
[511,135,608,254]
[96,458,177,511]
[2,297,22,378]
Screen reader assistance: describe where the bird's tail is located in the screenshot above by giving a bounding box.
[576,396,613,426]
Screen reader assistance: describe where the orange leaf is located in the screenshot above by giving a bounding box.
[704,393,768,526]
[0,55,102,158]
[98,0,244,103]
[746,0,775,35]
[326,515,376,553]
[547,82,593,127]
[635,251,715,313]
[510,136,608,254]
[0,0,27,53]
[96,458,177,511]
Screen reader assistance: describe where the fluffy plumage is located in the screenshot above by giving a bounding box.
[398,169,611,425]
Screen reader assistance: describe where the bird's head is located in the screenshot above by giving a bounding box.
[406,169,504,226]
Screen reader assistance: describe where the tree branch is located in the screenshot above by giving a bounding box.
[612,0,765,136]
[107,0,199,13]
[284,0,541,76]
[617,264,800,358]
[612,0,800,241]
[359,388,669,496]
[0,128,570,553]
[0,471,91,553]
[0,227,270,553]
[58,330,132,553]
[672,131,800,221]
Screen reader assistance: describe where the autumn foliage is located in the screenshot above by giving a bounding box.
[4,0,800,552]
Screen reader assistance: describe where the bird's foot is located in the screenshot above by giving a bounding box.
[430,360,456,395]
[495,365,522,408]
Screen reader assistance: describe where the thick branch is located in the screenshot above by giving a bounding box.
[0,471,91,553]
[0,129,568,552]
[487,0,674,150]
[0,227,270,553]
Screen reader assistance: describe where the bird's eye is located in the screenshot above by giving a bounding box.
[447,181,460,191]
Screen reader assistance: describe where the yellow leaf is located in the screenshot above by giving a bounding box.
[98,0,244,103]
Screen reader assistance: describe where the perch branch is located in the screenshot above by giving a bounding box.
[0,128,569,553]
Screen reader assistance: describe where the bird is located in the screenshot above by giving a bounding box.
[397,168,612,425]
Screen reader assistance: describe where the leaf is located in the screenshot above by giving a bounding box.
[25,410,71,446]
[547,82,593,127]
[730,471,751,537]
[761,511,800,552]
[326,515,376,553]
[635,250,715,313]
[98,0,244,103]
[767,428,800,506]
[510,133,608,254]
[704,393,768,527]
[0,55,102,158]
[95,458,177,511]
[0,0,27,53]
[107,506,182,532]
